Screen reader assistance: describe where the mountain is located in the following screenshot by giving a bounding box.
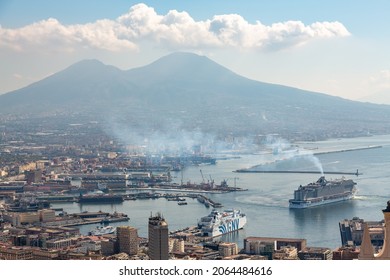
[1,52,390,139]
[0,59,133,112]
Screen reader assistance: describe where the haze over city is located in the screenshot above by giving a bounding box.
[1,0,390,103]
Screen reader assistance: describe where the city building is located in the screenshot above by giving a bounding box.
[273,245,298,260]
[219,242,238,258]
[0,246,33,260]
[13,212,40,226]
[101,238,116,256]
[244,236,306,260]
[339,217,384,246]
[38,209,56,222]
[25,169,42,184]
[148,213,169,260]
[117,226,138,255]
[170,238,184,253]
[298,247,333,260]
[46,238,73,249]
[31,248,60,260]
[332,245,360,260]
[76,240,101,254]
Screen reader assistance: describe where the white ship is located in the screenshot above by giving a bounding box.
[289,176,357,209]
[198,209,247,237]
[88,225,116,236]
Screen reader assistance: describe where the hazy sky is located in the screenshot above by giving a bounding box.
[1,0,390,102]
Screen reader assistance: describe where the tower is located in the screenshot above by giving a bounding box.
[375,200,390,259]
[148,213,169,260]
[359,200,390,260]
[357,223,375,260]
[116,226,138,256]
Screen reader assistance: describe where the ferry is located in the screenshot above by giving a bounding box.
[198,209,247,237]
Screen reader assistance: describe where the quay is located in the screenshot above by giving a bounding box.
[125,192,223,208]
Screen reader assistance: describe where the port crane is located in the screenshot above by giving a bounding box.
[200,169,205,183]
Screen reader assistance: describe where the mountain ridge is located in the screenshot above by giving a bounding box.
[1,52,390,138]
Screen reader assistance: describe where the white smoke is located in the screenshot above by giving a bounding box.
[261,134,324,174]
[103,116,232,155]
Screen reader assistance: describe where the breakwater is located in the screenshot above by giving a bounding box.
[235,170,362,176]
[312,145,382,155]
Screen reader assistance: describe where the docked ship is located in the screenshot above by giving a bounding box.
[77,193,124,203]
[89,226,116,236]
[198,209,247,237]
[289,176,357,209]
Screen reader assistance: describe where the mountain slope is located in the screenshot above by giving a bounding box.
[0,59,137,113]
[1,52,390,138]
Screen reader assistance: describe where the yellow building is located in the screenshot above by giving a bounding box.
[19,162,37,173]
[219,242,238,257]
[31,248,60,260]
[0,246,33,260]
[273,245,298,260]
[38,209,56,222]
[117,226,139,256]
[18,212,40,225]
[170,238,185,253]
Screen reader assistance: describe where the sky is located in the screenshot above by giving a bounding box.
[1,0,390,103]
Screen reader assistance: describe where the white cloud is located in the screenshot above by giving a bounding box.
[0,3,351,53]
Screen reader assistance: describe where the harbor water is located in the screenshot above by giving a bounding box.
[54,134,390,250]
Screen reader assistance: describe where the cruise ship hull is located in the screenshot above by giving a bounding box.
[289,191,356,209]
